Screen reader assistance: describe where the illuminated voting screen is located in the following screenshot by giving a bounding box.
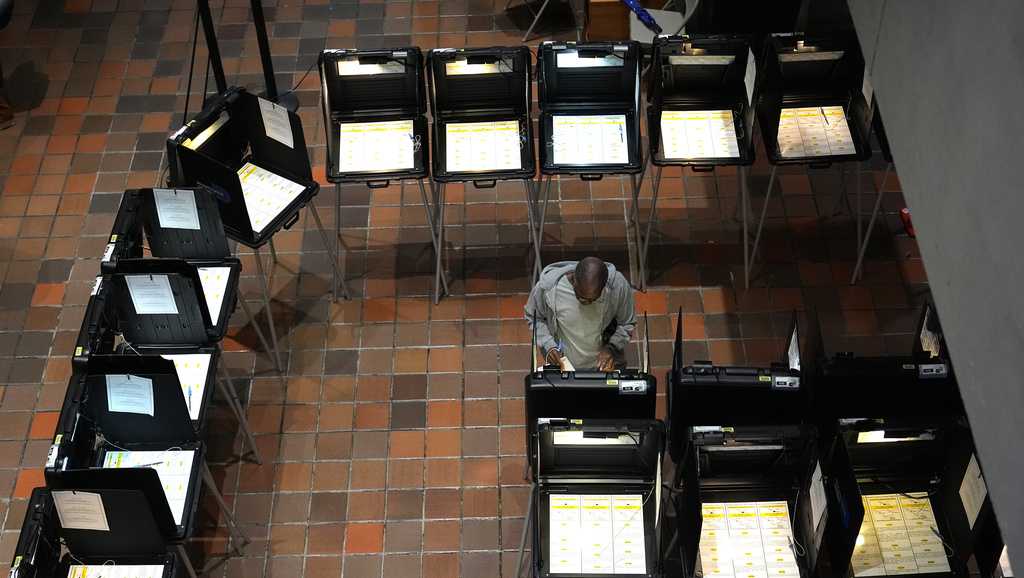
[852,494,950,576]
[102,449,196,525]
[699,501,801,578]
[660,110,740,160]
[549,494,647,574]
[444,120,521,173]
[551,114,629,166]
[236,163,305,234]
[337,120,416,173]
[777,106,855,159]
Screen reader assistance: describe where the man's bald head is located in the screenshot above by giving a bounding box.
[572,257,608,303]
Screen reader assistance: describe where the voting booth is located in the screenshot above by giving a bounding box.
[536,41,643,284]
[46,362,248,577]
[319,47,430,300]
[167,88,345,370]
[746,32,873,288]
[667,309,806,463]
[9,487,179,578]
[812,301,1005,578]
[664,310,830,578]
[525,314,657,470]
[102,187,277,381]
[74,256,260,463]
[426,46,536,299]
[526,419,665,577]
[646,34,757,291]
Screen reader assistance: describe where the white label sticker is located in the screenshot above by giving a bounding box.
[46,443,59,468]
[125,274,178,315]
[959,454,988,529]
[1000,546,1014,577]
[744,48,757,106]
[810,461,827,532]
[52,490,110,531]
[101,243,116,263]
[106,374,155,416]
[257,96,294,149]
[153,188,201,230]
[90,276,103,296]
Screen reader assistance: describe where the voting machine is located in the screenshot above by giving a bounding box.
[817,417,1004,578]
[319,47,429,186]
[537,41,643,177]
[427,46,535,185]
[166,87,318,248]
[104,187,231,263]
[813,303,964,420]
[755,33,871,166]
[47,359,205,540]
[530,419,665,577]
[9,487,177,578]
[647,35,756,168]
[667,309,807,463]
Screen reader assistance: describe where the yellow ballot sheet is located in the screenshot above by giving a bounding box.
[68,565,166,578]
[548,493,647,575]
[852,493,950,576]
[236,163,305,235]
[699,501,801,578]
[102,450,196,525]
[552,114,629,166]
[160,353,211,421]
[777,106,856,159]
[337,120,415,173]
[660,110,740,159]
[444,120,521,173]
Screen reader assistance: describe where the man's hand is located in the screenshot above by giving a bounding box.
[545,347,564,368]
[596,347,616,372]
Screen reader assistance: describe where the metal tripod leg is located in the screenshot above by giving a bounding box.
[516,481,536,578]
[740,166,751,289]
[850,163,892,284]
[334,182,341,302]
[522,0,552,41]
[237,288,281,376]
[269,238,278,264]
[308,203,350,301]
[745,164,778,289]
[636,166,663,292]
[216,359,262,464]
[253,247,283,372]
[418,178,450,298]
[202,461,250,555]
[628,173,647,291]
[433,182,448,304]
[176,544,199,578]
[528,176,553,282]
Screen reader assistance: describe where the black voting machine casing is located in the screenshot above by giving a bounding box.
[78,257,240,354]
[756,32,872,166]
[537,41,644,177]
[104,187,231,263]
[47,357,205,539]
[427,46,536,186]
[532,419,664,578]
[647,34,757,167]
[10,487,176,578]
[166,87,318,247]
[319,47,430,186]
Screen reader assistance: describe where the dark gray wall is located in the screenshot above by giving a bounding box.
[848,0,1024,569]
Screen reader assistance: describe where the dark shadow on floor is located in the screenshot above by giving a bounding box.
[6,61,48,113]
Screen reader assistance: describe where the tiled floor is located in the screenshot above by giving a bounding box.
[0,1,929,577]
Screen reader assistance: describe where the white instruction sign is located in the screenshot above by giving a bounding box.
[125,274,178,315]
[106,374,155,416]
[52,490,110,531]
[959,453,988,529]
[257,96,294,149]
[153,188,200,230]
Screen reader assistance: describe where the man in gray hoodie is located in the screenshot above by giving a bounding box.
[525,257,636,371]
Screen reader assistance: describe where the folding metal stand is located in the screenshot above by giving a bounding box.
[172,462,253,578]
[419,179,451,304]
[850,162,893,284]
[505,0,583,42]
